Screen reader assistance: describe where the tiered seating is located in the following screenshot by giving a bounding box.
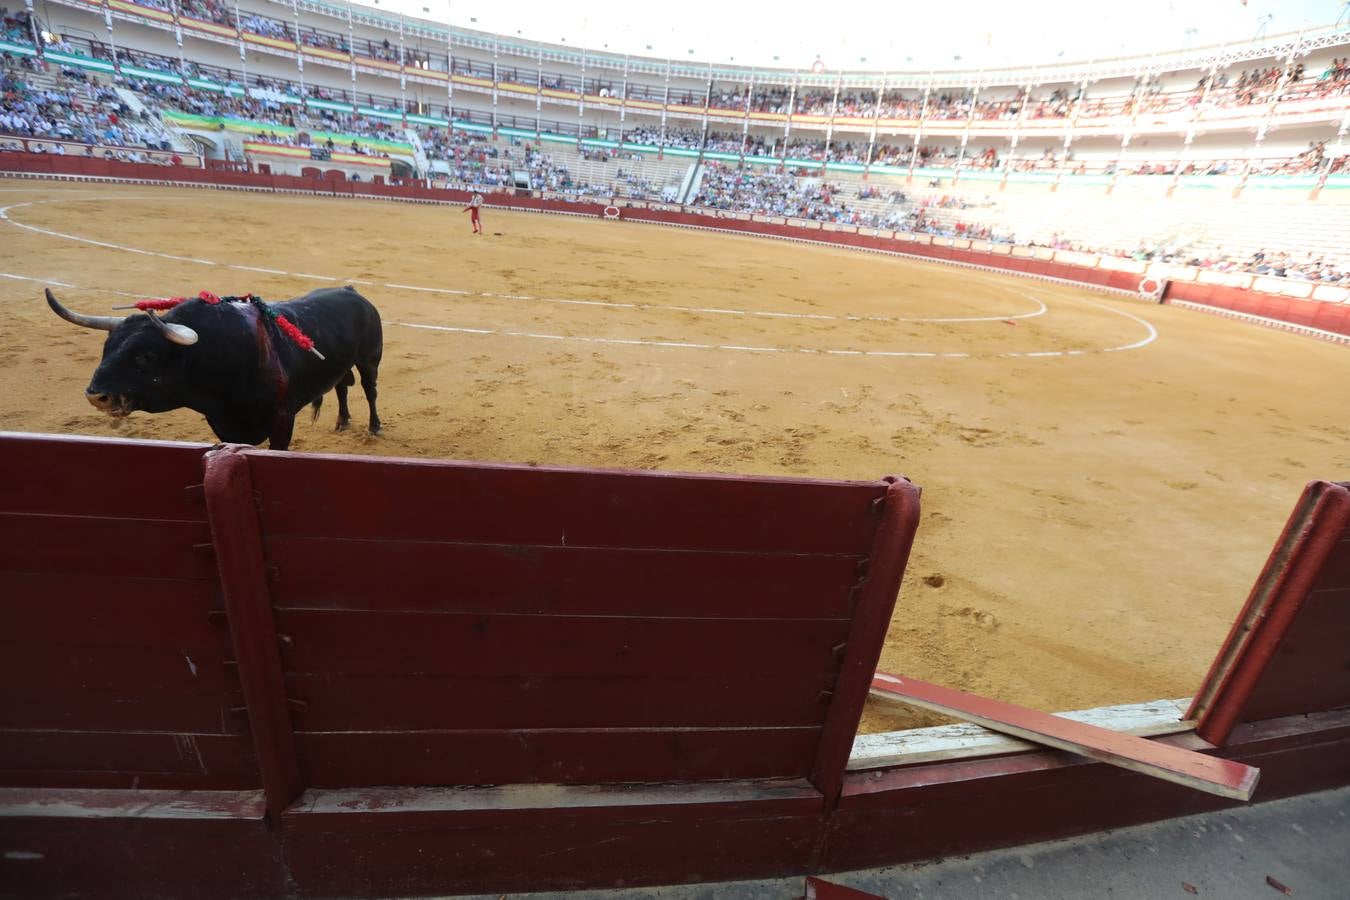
[543,142,690,199]
[0,60,178,154]
[838,174,1350,276]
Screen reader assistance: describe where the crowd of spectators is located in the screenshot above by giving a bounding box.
[750,87,792,114]
[241,14,292,41]
[2,5,32,43]
[1,56,174,151]
[1108,242,1346,284]
[132,75,403,154]
[298,28,349,54]
[704,130,742,154]
[178,0,233,26]
[126,0,174,12]
[691,162,911,229]
[676,56,1350,127]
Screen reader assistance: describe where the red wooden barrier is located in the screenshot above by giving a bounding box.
[2,433,1350,897]
[0,434,254,791]
[1188,481,1350,744]
[237,448,916,789]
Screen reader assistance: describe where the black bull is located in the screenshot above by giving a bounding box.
[46,286,383,451]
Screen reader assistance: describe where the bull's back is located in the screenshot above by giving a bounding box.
[282,287,383,363]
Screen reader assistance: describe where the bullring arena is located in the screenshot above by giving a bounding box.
[5,0,1350,894]
[3,178,1346,733]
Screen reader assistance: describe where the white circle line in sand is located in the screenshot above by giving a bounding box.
[4,266,1156,359]
[1,196,1047,324]
[0,195,1158,359]
[390,316,1157,360]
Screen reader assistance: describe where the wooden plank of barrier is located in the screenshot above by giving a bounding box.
[203,445,303,820]
[870,672,1260,801]
[811,479,921,804]
[1189,481,1350,746]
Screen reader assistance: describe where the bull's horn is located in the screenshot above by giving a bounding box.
[145,310,199,346]
[45,288,126,332]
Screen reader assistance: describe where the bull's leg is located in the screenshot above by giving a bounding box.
[334,370,356,432]
[269,412,296,451]
[356,361,381,435]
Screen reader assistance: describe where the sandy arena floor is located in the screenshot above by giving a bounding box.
[2,179,1348,733]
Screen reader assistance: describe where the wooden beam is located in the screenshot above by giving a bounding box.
[849,698,1193,770]
[810,479,922,804]
[1187,480,1350,746]
[203,446,302,822]
[870,672,1259,801]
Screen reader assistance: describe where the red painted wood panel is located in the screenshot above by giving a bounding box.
[812,479,921,803]
[203,446,304,821]
[275,608,851,677]
[0,644,235,698]
[296,726,822,786]
[0,769,262,791]
[806,876,887,899]
[0,682,238,734]
[1190,482,1350,745]
[283,816,823,896]
[1317,537,1350,590]
[0,570,236,734]
[0,433,208,519]
[288,672,835,731]
[264,535,863,617]
[282,778,823,832]
[243,450,888,555]
[0,573,224,646]
[0,730,254,780]
[2,809,282,899]
[1242,584,1350,720]
[0,514,214,580]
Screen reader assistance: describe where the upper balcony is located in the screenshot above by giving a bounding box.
[20,0,1350,149]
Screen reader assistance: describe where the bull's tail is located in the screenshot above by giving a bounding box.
[310,396,323,423]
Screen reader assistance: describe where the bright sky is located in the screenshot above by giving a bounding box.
[360,0,1344,70]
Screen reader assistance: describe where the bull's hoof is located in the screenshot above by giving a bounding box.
[369,425,383,437]
[335,420,350,433]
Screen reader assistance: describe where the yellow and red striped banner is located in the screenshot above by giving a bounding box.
[302,45,351,63]
[180,15,236,38]
[243,32,297,52]
[357,56,403,73]
[108,0,173,22]
[243,141,391,169]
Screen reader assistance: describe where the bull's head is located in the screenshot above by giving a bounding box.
[46,288,200,417]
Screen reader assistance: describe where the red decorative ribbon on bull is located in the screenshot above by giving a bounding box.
[116,291,325,359]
